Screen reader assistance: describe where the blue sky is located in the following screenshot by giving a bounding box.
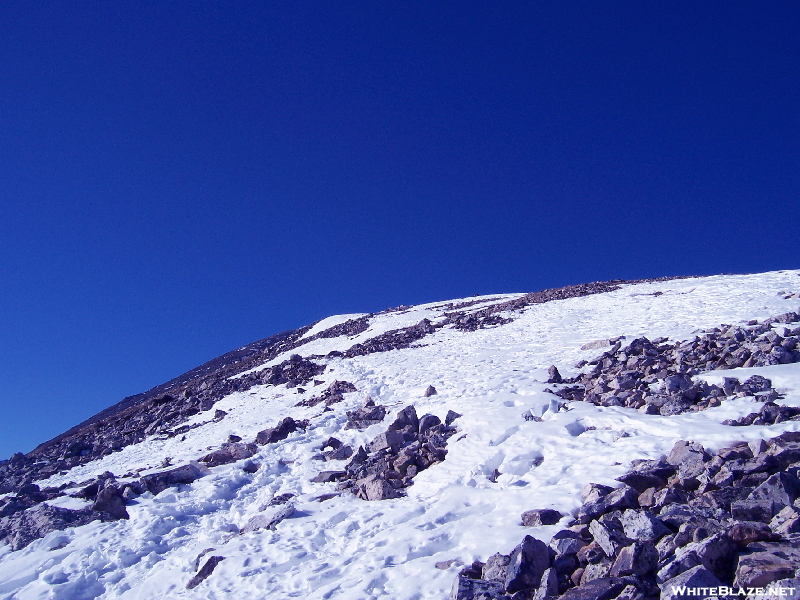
[1,1,799,459]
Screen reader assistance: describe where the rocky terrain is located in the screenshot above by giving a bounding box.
[1,270,800,600]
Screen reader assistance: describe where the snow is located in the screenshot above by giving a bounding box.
[2,270,800,598]
[298,313,370,341]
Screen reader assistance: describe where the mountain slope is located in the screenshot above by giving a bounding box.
[1,270,800,599]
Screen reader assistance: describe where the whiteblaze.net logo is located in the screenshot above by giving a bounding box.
[670,586,797,597]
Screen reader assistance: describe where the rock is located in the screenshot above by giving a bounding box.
[547,366,562,384]
[436,559,458,570]
[533,567,558,600]
[446,410,462,426]
[589,515,632,558]
[311,471,346,483]
[323,445,353,461]
[581,483,614,503]
[424,385,438,397]
[559,577,627,600]
[728,521,780,545]
[366,430,404,453]
[732,499,774,522]
[389,405,420,433]
[576,541,605,565]
[734,552,796,589]
[659,565,721,600]
[450,576,510,600]
[609,541,658,577]
[0,504,101,550]
[616,471,667,493]
[92,484,129,520]
[345,397,387,429]
[742,375,773,394]
[240,503,296,532]
[483,553,511,581]
[665,440,707,467]
[255,417,302,445]
[521,509,563,527]
[139,462,209,496]
[200,442,258,467]
[419,414,442,435]
[749,472,800,513]
[578,486,638,523]
[620,510,670,542]
[356,475,400,501]
[186,555,224,589]
[504,535,550,594]
[662,374,692,395]
[677,532,737,581]
[550,535,584,557]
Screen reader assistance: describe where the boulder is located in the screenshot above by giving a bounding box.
[255,417,301,445]
[186,555,224,589]
[521,509,563,527]
[139,462,209,496]
[504,535,550,594]
[450,576,510,600]
[620,510,670,542]
[734,552,796,589]
[0,504,101,550]
[659,565,721,600]
[483,553,511,581]
[240,503,295,533]
[559,577,627,600]
[609,541,658,577]
[92,484,129,520]
[577,485,638,523]
[589,515,632,558]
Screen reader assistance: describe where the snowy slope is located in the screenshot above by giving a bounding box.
[1,270,800,599]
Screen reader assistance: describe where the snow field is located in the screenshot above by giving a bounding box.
[1,270,800,598]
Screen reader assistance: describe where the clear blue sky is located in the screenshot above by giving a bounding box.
[1,1,799,459]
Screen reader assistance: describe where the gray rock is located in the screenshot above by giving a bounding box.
[532,567,558,600]
[732,499,774,522]
[547,367,563,384]
[659,565,721,600]
[92,484,129,520]
[424,385,438,397]
[255,417,302,445]
[676,532,736,581]
[504,535,550,594]
[589,515,632,558]
[0,504,101,550]
[483,553,511,581]
[560,577,627,600]
[609,541,658,577]
[749,472,800,512]
[139,462,209,496]
[366,430,404,453]
[356,475,400,501]
[419,414,442,435]
[186,555,224,589]
[450,575,510,600]
[579,559,612,584]
[389,405,420,433]
[240,503,296,532]
[445,410,462,426]
[521,509,563,527]
[734,552,795,589]
[577,486,638,523]
[311,470,345,483]
[581,483,613,503]
[620,510,670,542]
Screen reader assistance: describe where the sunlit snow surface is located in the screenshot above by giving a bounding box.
[2,271,800,599]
